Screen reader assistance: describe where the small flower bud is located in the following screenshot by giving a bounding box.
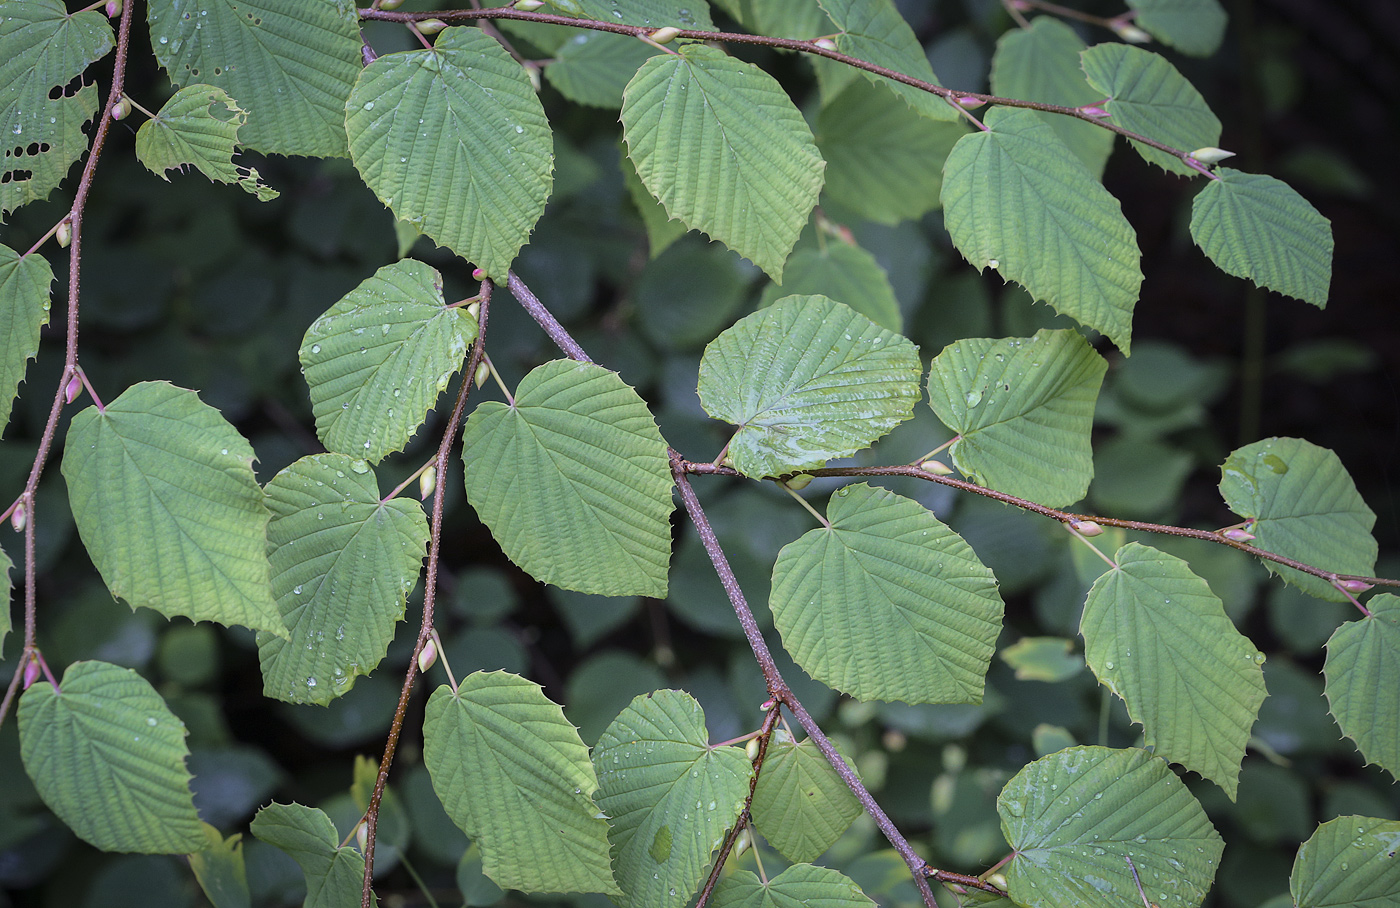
[55,218,72,248]
[417,638,438,673]
[378,0,404,8]
[1113,23,1152,43]
[812,37,839,52]
[10,502,25,532]
[472,267,486,281]
[419,465,436,501]
[987,873,1009,892]
[473,361,490,388]
[650,26,682,44]
[1070,519,1103,537]
[417,18,447,34]
[1221,527,1256,542]
[956,95,985,109]
[745,737,761,761]
[111,96,131,121]
[782,473,813,491]
[1337,579,1375,594]
[466,302,481,321]
[1189,146,1235,164]
[1079,105,1110,119]
[526,65,541,93]
[355,822,369,853]
[23,658,41,689]
[759,698,776,712]
[920,459,954,476]
[105,0,122,17]
[732,828,751,857]
[514,0,545,9]
[64,374,82,404]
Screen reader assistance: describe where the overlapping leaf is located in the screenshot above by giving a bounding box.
[257,454,428,705]
[462,360,672,597]
[189,824,251,908]
[1081,543,1267,798]
[926,329,1107,506]
[18,660,204,854]
[547,32,661,108]
[148,0,361,157]
[770,484,1003,704]
[1126,0,1228,57]
[1323,594,1400,777]
[751,738,863,863]
[1291,815,1400,908]
[300,260,477,462]
[697,295,921,478]
[1,243,52,430]
[134,85,278,200]
[423,673,619,895]
[758,241,901,332]
[941,107,1142,350]
[347,27,553,278]
[1190,168,1333,306]
[1219,437,1375,601]
[815,0,959,122]
[999,747,1223,908]
[61,382,284,636]
[714,0,829,40]
[250,803,372,908]
[592,690,753,908]
[621,45,825,279]
[711,864,874,908]
[546,0,715,29]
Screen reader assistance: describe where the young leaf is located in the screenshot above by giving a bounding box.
[546,31,661,109]
[249,803,373,908]
[815,0,960,122]
[1290,815,1400,908]
[1080,44,1222,176]
[257,454,429,705]
[759,241,902,333]
[926,329,1107,506]
[750,738,863,863]
[697,295,921,478]
[593,690,753,908]
[1190,168,1333,306]
[1219,437,1376,601]
[999,747,1223,908]
[347,27,553,278]
[770,483,1003,705]
[1,243,53,431]
[61,382,285,637]
[423,672,619,895]
[1323,594,1400,777]
[134,85,278,201]
[1081,543,1267,799]
[147,0,361,158]
[547,0,715,30]
[462,360,672,598]
[299,260,477,462]
[1125,0,1228,57]
[621,45,825,280]
[17,660,204,854]
[711,864,874,908]
[941,107,1143,351]
[189,823,251,908]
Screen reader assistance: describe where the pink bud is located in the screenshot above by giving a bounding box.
[956,96,986,109]
[417,638,438,672]
[1337,579,1374,594]
[1221,527,1256,542]
[812,37,838,52]
[23,659,40,689]
[65,374,82,404]
[472,267,486,281]
[111,97,131,121]
[1079,105,1110,119]
[759,698,776,712]
[1070,519,1103,537]
[10,502,25,532]
[105,0,122,17]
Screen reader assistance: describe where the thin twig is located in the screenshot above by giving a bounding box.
[694,706,781,908]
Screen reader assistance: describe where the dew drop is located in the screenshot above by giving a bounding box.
[310,344,321,354]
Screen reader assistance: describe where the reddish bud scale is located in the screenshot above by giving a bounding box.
[10,502,25,532]
[23,659,41,689]
[64,374,82,404]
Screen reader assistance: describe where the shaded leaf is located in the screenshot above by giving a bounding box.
[1,243,53,431]
[815,0,959,122]
[1291,815,1400,908]
[546,0,715,29]
[1324,594,1400,777]
[1125,0,1228,57]
[249,802,373,908]
[759,241,902,333]
[547,31,661,108]
[1000,637,1083,683]
[0,543,10,656]
[189,823,251,908]
[751,738,863,863]
[134,85,278,201]
[711,864,874,908]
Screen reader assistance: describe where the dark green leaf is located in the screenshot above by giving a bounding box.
[1,243,53,431]
[815,0,960,122]
[711,864,874,908]
[1125,0,1228,56]
[249,802,373,908]
[546,31,661,108]
[758,241,902,333]
[1324,594,1400,778]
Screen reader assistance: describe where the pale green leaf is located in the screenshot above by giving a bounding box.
[697,295,921,478]
[711,864,874,908]
[1219,437,1375,601]
[759,241,901,333]
[545,0,714,29]
[61,382,285,636]
[593,690,753,908]
[1000,637,1084,683]
[621,45,824,280]
[423,672,619,895]
[1291,815,1400,908]
[770,483,1003,704]
[1324,594,1400,777]
[990,17,1113,177]
[147,0,361,157]
[941,107,1142,350]
[1,243,53,431]
[249,802,373,908]
[1125,0,1228,57]
[462,360,672,597]
[926,329,1107,506]
[1190,168,1333,306]
[0,0,111,215]
[1080,44,1221,176]
[622,148,688,259]
[815,0,959,122]
[999,747,1223,908]
[17,660,204,853]
[299,260,477,462]
[751,738,863,863]
[547,31,661,108]
[719,0,830,41]
[134,85,278,201]
[815,77,965,225]
[347,27,553,278]
[1081,543,1266,799]
[0,543,11,656]
[257,454,428,705]
[189,823,251,908]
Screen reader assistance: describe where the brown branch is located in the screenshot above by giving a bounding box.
[694,706,782,908]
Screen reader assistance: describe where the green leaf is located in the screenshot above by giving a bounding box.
[257,454,428,705]
[17,660,204,853]
[189,823,251,908]
[1081,543,1267,799]
[347,27,553,278]
[941,107,1142,350]
[134,85,278,201]
[299,260,477,462]
[1125,0,1228,57]
[0,0,111,215]
[770,483,1003,704]
[1000,637,1084,683]
[622,149,688,259]
[751,738,863,863]
[545,0,715,29]
[815,77,965,225]
[989,17,1113,177]
[815,0,959,122]
[711,864,874,908]
[546,31,661,108]
[1323,594,1400,777]
[593,690,753,908]
[61,382,285,636]
[1,243,53,431]
[1219,437,1376,601]
[1080,44,1221,176]
[926,329,1107,506]
[758,241,902,333]
[423,672,619,895]
[462,360,672,597]
[249,802,373,908]
[147,0,361,157]
[999,747,1223,908]
[0,543,11,656]
[1190,168,1333,306]
[1291,815,1400,908]
[697,295,922,478]
[621,45,825,280]
[719,0,830,40]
